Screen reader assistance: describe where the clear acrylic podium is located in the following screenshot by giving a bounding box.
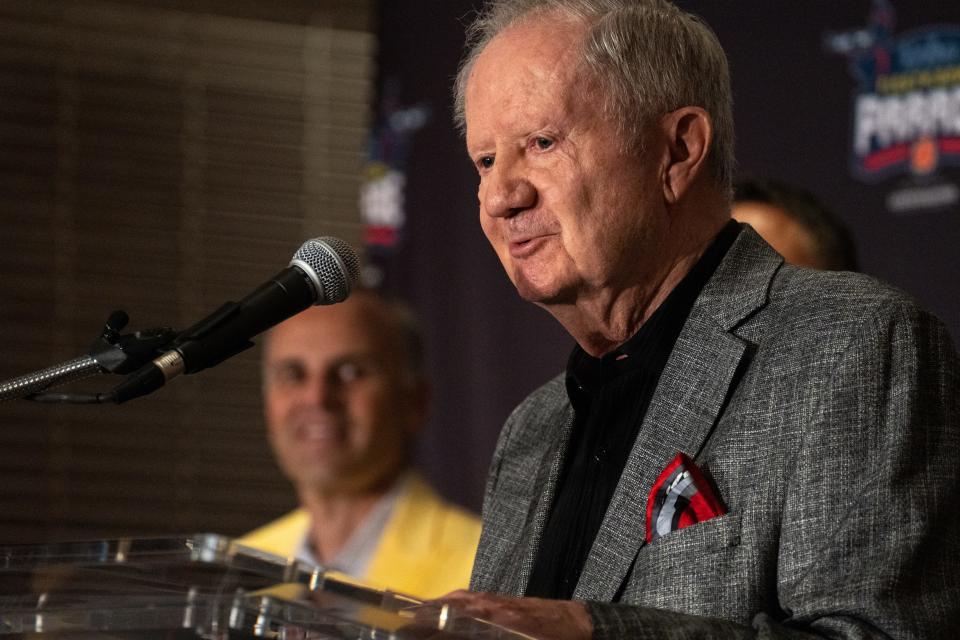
[0,533,530,639]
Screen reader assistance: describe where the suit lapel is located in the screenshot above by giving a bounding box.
[573,318,746,600]
[573,228,780,601]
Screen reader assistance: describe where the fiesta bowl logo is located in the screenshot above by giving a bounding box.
[827,0,960,183]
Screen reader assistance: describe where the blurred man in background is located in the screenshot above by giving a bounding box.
[241,290,480,599]
[732,179,858,271]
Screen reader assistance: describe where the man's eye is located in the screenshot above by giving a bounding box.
[534,137,554,150]
[478,156,494,170]
[333,361,370,384]
[272,364,306,386]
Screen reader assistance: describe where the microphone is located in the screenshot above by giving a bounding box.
[111,237,360,404]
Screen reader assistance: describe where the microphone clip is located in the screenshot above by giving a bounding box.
[88,310,179,374]
[0,311,180,404]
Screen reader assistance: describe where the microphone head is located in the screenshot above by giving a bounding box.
[290,237,360,305]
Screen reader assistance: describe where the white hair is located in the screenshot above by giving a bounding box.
[453,0,735,193]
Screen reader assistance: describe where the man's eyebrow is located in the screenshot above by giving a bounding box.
[268,357,303,369]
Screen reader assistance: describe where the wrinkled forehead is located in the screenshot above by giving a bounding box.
[464,17,594,143]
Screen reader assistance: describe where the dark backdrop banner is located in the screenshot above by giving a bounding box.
[375,0,960,511]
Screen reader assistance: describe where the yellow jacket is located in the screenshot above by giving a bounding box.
[239,473,481,600]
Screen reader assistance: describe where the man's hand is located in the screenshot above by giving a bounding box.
[431,590,593,640]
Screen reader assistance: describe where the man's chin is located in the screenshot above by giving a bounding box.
[512,270,575,306]
[287,460,344,490]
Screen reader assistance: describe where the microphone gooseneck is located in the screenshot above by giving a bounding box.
[0,356,102,403]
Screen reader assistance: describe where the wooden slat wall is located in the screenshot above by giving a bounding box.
[0,0,372,542]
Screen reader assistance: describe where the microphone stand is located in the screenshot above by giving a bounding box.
[0,311,177,404]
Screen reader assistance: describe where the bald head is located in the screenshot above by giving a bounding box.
[261,291,430,497]
[262,291,425,383]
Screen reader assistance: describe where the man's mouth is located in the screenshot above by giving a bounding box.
[295,421,341,444]
[509,234,552,258]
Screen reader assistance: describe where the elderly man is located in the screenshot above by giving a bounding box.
[241,290,481,599]
[438,0,960,638]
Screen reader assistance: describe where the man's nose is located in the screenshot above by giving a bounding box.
[300,375,340,409]
[482,159,536,218]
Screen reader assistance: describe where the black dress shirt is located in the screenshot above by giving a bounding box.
[525,221,742,599]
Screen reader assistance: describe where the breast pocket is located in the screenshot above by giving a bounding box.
[621,511,749,616]
[647,510,742,555]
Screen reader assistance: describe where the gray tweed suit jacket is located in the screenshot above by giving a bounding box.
[470,228,960,639]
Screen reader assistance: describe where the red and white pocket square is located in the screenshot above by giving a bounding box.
[645,452,726,543]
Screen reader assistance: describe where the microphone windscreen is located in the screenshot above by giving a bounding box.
[290,237,360,305]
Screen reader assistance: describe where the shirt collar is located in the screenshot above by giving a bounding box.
[566,220,742,401]
[294,471,410,575]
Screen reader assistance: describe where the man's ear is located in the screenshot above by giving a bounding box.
[660,107,713,204]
